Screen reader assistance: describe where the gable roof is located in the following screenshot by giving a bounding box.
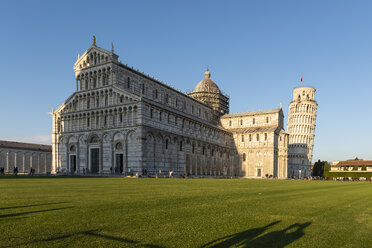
[333,160,372,167]
[0,140,52,152]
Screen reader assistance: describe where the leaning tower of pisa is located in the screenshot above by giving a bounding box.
[287,86,318,178]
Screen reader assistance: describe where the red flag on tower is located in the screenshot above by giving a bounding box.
[301,76,303,82]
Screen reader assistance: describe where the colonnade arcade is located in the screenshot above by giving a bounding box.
[144,131,239,177]
[76,67,113,91]
[0,150,51,174]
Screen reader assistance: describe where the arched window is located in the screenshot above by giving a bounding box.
[150,109,153,119]
[243,153,246,162]
[165,139,169,149]
[192,144,195,153]
[179,141,183,151]
[253,118,255,124]
[256,134,259,141]
[240,119,243,125]
[265,133,267,141]
[70,145,76,152]
[249,134,252,142]
[241,135,244,142]
[266,117,269,123]
[89,136,99,143]
[229,120,232,126]
[115,142,123,150]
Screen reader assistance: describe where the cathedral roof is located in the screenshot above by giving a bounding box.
[192,69,221,94]
[221,108,282,118]
[227,126,278,133]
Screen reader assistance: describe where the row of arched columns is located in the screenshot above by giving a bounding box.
[58,105,138,133]
[0,149,51,174]
[62,88,135,114]
[143,130,240,177]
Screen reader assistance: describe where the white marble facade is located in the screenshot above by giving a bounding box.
[51,38,316,178]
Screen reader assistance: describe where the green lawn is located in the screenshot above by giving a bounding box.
[0,178,371,248]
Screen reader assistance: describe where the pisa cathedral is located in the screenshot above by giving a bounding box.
[51,38,317,179]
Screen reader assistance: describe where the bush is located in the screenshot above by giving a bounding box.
[353,166,359,171]
[361,165,367,171]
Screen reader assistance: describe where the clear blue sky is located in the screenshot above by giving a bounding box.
[0,0,371,162]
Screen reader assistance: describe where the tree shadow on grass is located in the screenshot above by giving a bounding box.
[0,206,73,219]
[201,221,311,248]
[82,230,165,248]
[0,202,69,210]
[3,229,164,248]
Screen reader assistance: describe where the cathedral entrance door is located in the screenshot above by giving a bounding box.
[70,155,76,174]
[257,168,262,177]
[90,148,99,173]
[115,154,123,174]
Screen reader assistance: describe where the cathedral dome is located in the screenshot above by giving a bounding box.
[193,69,221,94]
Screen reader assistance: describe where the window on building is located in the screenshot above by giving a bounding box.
[256,134,259,141]
[198,109,201,116]
[180,141,183,151]
[120,113,123,123]
[243,153,246,162]
[141,84,145,94]
[266,117,269,123]
[87,99,90,109]
[105,96,108,106]
[240,119,243,125]
[165,94,169,104]
[159,112,162,121]
[175,117,178,125]
[155,89,158,99]
[249,134,252,142]
[253,118,255,124]
[168,113,170,123]
[104,116,107,126]
[165,139,168,149]
[183,101,186,110]
[265,133,267,141]
[241,135,244,142]
[211,149,214,156]
[150,109,153,119]
[229,120,232,126]
[87,117,90,127]
[127,77,130,88]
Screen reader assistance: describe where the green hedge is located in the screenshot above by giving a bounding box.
[324,171,372,180]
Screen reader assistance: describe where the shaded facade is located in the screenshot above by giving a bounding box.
[0,140,52,174]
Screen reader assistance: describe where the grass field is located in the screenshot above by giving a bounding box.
[0,178,371,248]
